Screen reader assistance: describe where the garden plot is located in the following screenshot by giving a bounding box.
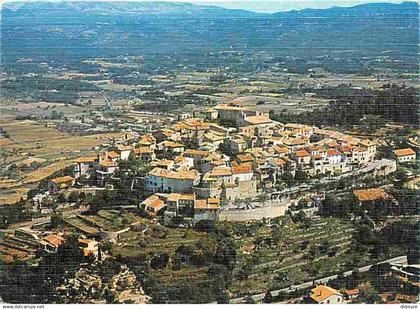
[0,233,40,263]
[64,217,101,235]
[77,214,122,231]
[112,226,213,257]
[64,211,142,235]
[96,210,121,221]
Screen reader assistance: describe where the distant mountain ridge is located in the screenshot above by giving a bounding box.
[1,1,418,67]
[274,1,418,17]
[2,1,263,18]
[2,1,418,18]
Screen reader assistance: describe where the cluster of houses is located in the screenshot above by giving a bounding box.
[40,233,98,257]
[8,228,99,258]
[46,102,415,225]
[140,193,220,225]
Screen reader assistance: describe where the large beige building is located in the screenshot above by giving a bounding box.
[146,168,200,193]
[394,148,416,163]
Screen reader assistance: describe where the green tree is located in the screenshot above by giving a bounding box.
[150,252,169,269]
[103,288,115,303]
[172,253,182,271]
[214,239,237,270]
[294,170,307,183]
[245,294,256,304]
[297,198,308,210]
[263,291,273,303]
[67,191,80,203]
[321,194,338,216]
[216,290,230,304]
[281,171,295,187]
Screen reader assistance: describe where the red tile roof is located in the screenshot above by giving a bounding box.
[79,238,95,245]
[162,141,184,148]
[149,168,198,180]
[344,289,360,296]
[275,146,289,154]
[295,150,311,157]
[43,235,64,248]
[232,165,252,174]
[273,158,287,165]
[211,166,232,177]
[327,149,342,156]
[184,149,211,157]
[75,156,97,164]
[310,286,341,303]
[237,153,254,162]
[167,193,195,202]
[394,148,416,157]
[107,151,120,158]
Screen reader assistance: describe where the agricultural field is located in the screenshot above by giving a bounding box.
[0,158,75,205]
[63,210,141,235]
[0,119,126,158]
[0,210,142,263]
[0,231,40,264]
[177,74,331,115]
[233,94,330,114]
[0,101,85,119]
[0,187,31,206]
[0,119,128,205]
[109,215,409,302]
[111,223,215,257]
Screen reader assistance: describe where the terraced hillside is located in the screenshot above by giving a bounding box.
[63,210,141,236]
[226,217,357,297]
[110,221,222,303]
[0,231,40,263]
[112,225,215,257]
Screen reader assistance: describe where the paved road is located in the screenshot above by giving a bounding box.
[407,137,420,149]
[230,255,407,303]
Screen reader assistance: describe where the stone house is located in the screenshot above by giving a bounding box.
[48,176,75,193]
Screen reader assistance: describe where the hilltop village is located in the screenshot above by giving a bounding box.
[49,102,398,224]
[1,98,418,304]
[0,1,419,302]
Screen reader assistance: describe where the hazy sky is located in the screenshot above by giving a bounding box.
[1,0,407,12]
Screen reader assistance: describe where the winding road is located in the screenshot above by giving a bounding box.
[230,255,407,303]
